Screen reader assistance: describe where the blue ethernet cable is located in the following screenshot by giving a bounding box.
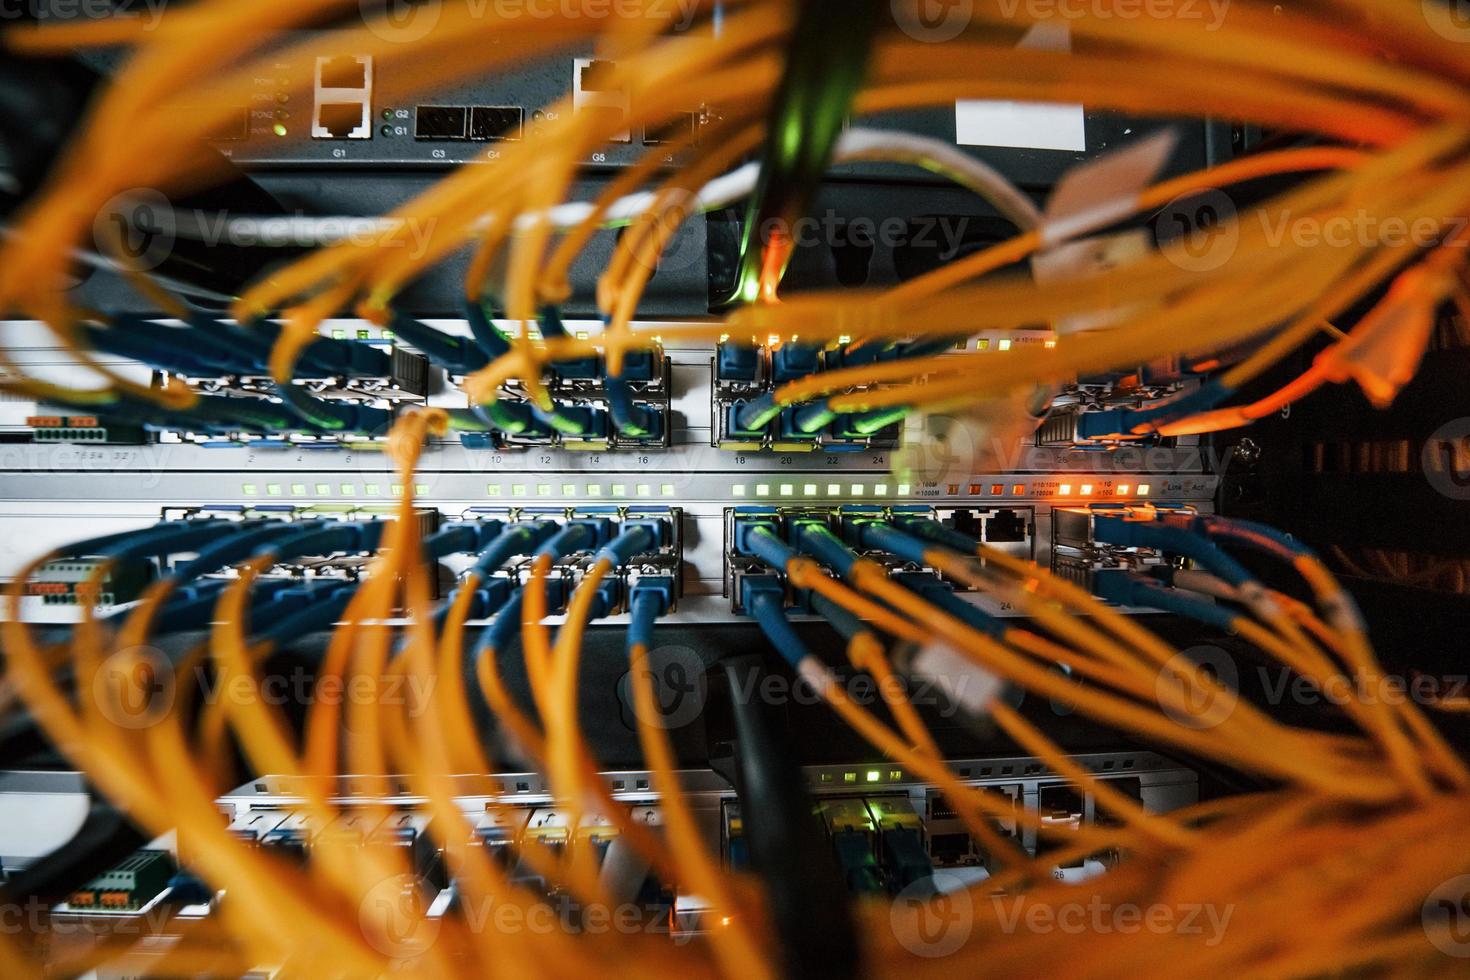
[464,297,512,358]
[783,337,961,437]
[470,400,546,438]
[626,576,676,655]
[225,520,391,642]
[1088,515,1257,589]
[82,320,222,376]
[1074,379,1232,441]
[1092,571,1239,632]
[604,369,661,440]
[253,582,361,645]
[422,520,506,562]
[96,520,238,563]
[802,520,1005,639]
[275,384,394,434]
[170,520,321,583]
[469,520,604,659]
[157,520,386,631]
[387,312,491,375]
[153,579,300,635]
[733,390,783,434]
[1149,512,1368,635]
[240,317,390,378]
[743,576,810,669]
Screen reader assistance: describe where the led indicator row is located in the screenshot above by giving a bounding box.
[241,483,423,497]
[240,481,1153,499]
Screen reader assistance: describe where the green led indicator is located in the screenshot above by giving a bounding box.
[365,484,381,496]
[803,484,817,496]
[779,484,793,496]
[487,485,502,497]
[512,485,527,497]
[415,484,429,495]
[562,484,577,497]
[537,484,552,497]
[315,483,331,496]
[873,484,888,496]
[756,484,770,497]
[340,484,355,496]
[827,483,840,496]
[732,485,746,497]
[586,484,602,497]
[897,484,911,496]
[291,484,307,496]
[242,483,258,496]
[661,484,676,497]
[266,484,282,497]
[272,123,288,137]
[851,484,864,496]
[636,484,651,497]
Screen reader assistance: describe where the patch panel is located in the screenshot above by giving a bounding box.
[476,347,673,452]
[455,504,684,607]
[723,504,986,613]
[712,341,906,453]
[190,750,1194,932]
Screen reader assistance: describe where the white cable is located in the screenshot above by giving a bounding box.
[169,128,1040,245]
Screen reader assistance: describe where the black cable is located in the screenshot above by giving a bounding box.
[721,653,859,979]
[2,793,148,909]
[727,0,884,304]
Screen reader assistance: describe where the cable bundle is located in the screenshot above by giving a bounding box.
[1,1,1470,976]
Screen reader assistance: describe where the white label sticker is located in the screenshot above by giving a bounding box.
[955,22,1085,152]
[956,99,1086,152]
